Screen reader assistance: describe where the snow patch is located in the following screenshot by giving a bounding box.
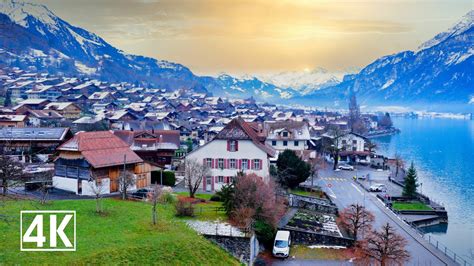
[380,78,395,90]
[308,245,347,249]
[74,61,96,74]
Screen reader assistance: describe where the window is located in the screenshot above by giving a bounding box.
[294,141,299,146]
[228,176,233,183]
[352,147,357,151]
[342,140,347,145]
[218,158,224,169]
[229,159,236,169]
[253,159,261,170]
[218,176,224,183]
[241,159,249,170]
[353,140,357,145]
[272,140,277,146]
[228,140,238,152]
[282,131,288,137]
[206,158,212,168]
[283,141,288,146]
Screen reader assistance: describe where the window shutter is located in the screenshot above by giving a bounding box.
[203,158,206,166]
[227,140,230,151]
[203,176,206,191]
[235,140,239,151]
[211,176,215,191]
[250,159,254,170]
[238,159,242,169]
[225,159,228,169]
[212,159,215,168]
[259,159,262,170]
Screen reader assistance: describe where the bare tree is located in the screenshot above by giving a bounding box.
[324,126,346,170]
[118,171,135,200]
[339,203,375,240]
[367,141,377,154]
[357,223,410,266]
[37,170,54,205]
[394,154,404,178]
[0,155,24,196]
[89,172,107,213]
[148,185,163,225]
[184,158,210,198]
[309,156,326,187]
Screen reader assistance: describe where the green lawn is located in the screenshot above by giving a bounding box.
[175,192,213,201]
[0,198,238,265]
[173,192,227,221]
[392,201,432,211]
[290,245,353,260]
[290,188,326,199]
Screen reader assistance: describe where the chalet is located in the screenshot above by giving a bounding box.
[88,91,115,104]
[44,102,82,119]
[0,115,27,128]
[186,118,275,192]
[323,132,370,164]
[114,130,180,168]
[0,127,72,162]
[26,109,63,126]
[265,120,311,153]
[26,85,61,101]
[53,131,152,196]
[13,99,51,114]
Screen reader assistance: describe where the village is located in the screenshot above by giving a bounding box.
[0,66,461,265]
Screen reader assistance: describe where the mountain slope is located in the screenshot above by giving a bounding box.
[0,0,203,90]
[301,11,473,111]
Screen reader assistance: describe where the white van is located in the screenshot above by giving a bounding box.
[273,230,291,258]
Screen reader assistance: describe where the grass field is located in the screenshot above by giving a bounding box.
[289,245,354,260]
[0,198,238,265]
[392,201,432,211]
[289,188,326,199]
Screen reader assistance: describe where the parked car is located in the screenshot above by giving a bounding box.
[132,188,152,199]
[369,184,387,192]
[338,164,354,171]
[273,230,291,258]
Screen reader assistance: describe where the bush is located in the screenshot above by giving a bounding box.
[209,194,222,202]
[151,171,176,186]
[254,219,276,248]
[160,192,176,204]
[175,199,194,217]
[216,183,235,215]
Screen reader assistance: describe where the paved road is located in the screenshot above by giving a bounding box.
[305,168,456,266]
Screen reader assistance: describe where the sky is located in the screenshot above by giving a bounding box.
[32,0,472,76]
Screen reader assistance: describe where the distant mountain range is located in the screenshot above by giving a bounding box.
[296,10,473,112]
[0,0,472,111]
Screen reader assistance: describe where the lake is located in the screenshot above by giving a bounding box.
[373,117,474,263]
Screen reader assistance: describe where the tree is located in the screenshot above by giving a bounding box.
[394,154,404,178]
[215,182,235,216]
[308,156,326,187]
[184,158,210,198]
[379,112,393,128]
[276,150,311,188]
[339,203,375,240]
[367,141,377,154]
[357,223,410,266]
[37,170,54,205]
[403,162,418,198]
[4,89,11,107]
[0,155,24,196]
[324,126,345,170]
[89,172,107,213]
[148,185,163,225]
[118,171,135,200]
[348,93,361,132]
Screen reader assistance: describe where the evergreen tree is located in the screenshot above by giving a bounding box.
[403,162,418,198]
[4,89,11,107]
[276,150,311,188]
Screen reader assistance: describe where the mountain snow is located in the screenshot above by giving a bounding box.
[417,10,473,52]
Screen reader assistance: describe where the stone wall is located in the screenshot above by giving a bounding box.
[285,227,354,247]
[204,235,253,265]
[289,194,338,215]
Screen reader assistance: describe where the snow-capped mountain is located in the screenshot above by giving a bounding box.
[0,0,202,90]
[205,73,298,100]
[257,68,343,95]
[301,10,473,111]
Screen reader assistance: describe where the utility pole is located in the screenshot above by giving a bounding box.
[160,167,163,186]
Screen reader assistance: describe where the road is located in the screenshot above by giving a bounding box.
[304,167,456,266]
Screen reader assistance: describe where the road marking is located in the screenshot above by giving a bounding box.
[326,187,337,199]
[351,183,363,195]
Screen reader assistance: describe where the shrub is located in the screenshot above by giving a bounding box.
[209,194,222,202]
[216,183,235,215]
[151,171,176,186]
[160,192,176,204]
[175,199,194,217]
[254,219,276,248]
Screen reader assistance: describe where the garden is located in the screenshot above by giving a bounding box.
[392,201,432,211]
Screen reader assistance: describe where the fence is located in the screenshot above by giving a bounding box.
[408,222,472,266]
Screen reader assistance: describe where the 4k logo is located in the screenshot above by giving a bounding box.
[20,211,76,251]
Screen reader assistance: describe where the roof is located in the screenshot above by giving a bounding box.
[27,109,63,119]
[265,120,311,140]
[212,117,275,156]
[0,115,27,122]
[58,131,143,168]
[0,127,70,141]
[114,130,180,151]
[44,102,76,111]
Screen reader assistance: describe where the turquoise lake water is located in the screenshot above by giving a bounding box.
[373,117,474,263]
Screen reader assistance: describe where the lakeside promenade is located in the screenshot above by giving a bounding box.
[309,168,458,266]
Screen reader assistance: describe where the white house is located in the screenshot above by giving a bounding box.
[338,132,370,164]
[186,118,276,192]
[264,120,311,153]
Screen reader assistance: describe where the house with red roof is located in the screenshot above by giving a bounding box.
[53,131,152,195]
[186,118,275,192]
